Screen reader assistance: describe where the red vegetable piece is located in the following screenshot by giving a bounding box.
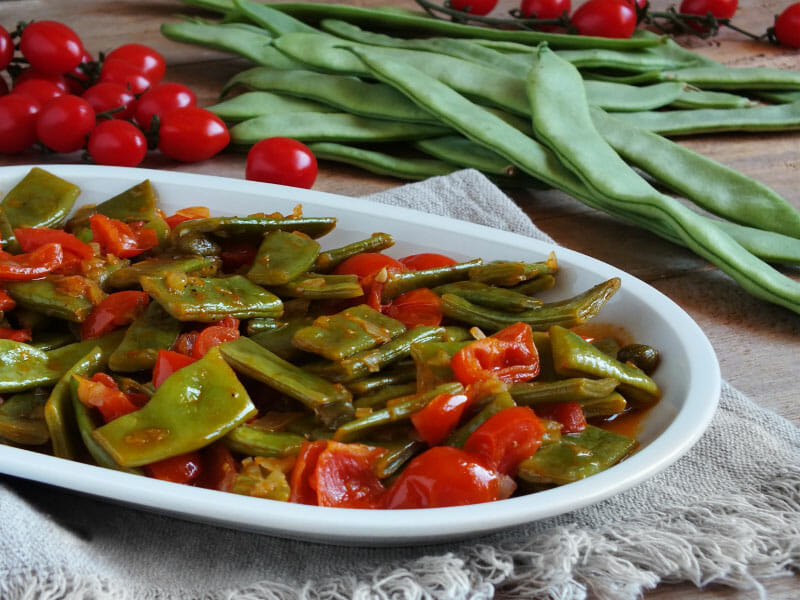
[14,68,69,92]
[245,137,318,189]
[310,441,386,508]
[450,0,499,16]
[288,440,328,505]
[0,94,40,154]
[14,227,94,259]
[81,290,149,339]
[106,44,166,86]
[191,325,240,359]
[0,327,32,342]
[410,391,470,446]
[145,452,203,485]
[89,214,158,258]
[451,322,540,385]
[87,120,147,168]
[152,349,198,389]
[384,287,443,328]
[0,289,16,311]
[164,206,209,229]
[775,3,800,48]
[534,401,587,434]
[220,241,258,272]
[0,25,12,71]
[399,252,457,271]
[463,406,544,476]
[0,243,63,281]
[383,446,510,509]
[197,442,238,492]
[75,374,139,423]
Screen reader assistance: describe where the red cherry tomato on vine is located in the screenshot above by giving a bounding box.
[679,0,737,19]
[0,95,40,154]
[0,25,13,71]
[774,3,800,48]
[245,137,318,189]
[11,79,65,108]
[106,43,166,86]
[158,106,229,162]
[66,49,94,94]
[519,0,571,20]
[82,82,136,120]
[450,0,499,16]
[14,68,70,92]
[98,58,152,95]
[36,95,95,153]
[20,21,84,75]
[87,120,147,167]
[571,0,637,38]
[0,78,8,97]
[134,82,196,129]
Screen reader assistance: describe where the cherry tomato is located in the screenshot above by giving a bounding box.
[36,95,95,153]
[164,206,209,229]
[20,21,84,75]
[679,0,737,20]
[66,49,94,94]
[289,440,327,505]
[81,82,136,120]
[0,243,63,281]
[0,77,7,97]
[311,441,386,508]
[145,452,203,485]
[191,325,240,359]
[14,227,93,259]
[14,68,70,92]
[519,0,571,19]
[534,401,587,434]
[197,443,237,492]
[571,0,638,38]
[98,58,152,95]
[106,44,166,86]
[0,94,40,154]
[87,120,147,167]
[399,252,457,271]
[451,321,540,385]
[450,0,499,16]
[134,82,197,129]
[410,391,470,446]
[0,290,16,312]
[0,327,32,342]
[75,373,139,424]
[333,253,406,281]
[81,290,149,339]
[383,446,510,509]
[11,79,65,107]
[384,287,444,328]
[158,107,229,162]
[463,406,544,475]
[245,137,318,189]
[774,3,800,48]
[152,349,197,389]
[89,213,159,258]
[0,25,12,71]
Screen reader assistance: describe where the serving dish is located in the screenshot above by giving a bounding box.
[0,164,721,545]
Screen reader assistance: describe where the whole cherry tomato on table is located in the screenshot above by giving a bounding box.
[98,58,152,95]
[105,43,166,86]
[450,0,499,16]
[774,3,800,48]
[36,95,96,153]
[66,49,94,94]
[19,21,84,75]
[245,137,318,189]
[0,77,7,96]
[519,0,571,20]
[11,79,65,108]
[571,0,638,38]
[87,120,148,167]
[134,83,196,129]
[679,0,738,20]
[14,68,70,92]
[81,82,137,120]
[0,25,13,71]
[158,106,230,162]
[0,94,40,154]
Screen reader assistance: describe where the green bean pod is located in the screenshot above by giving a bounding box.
[108,302,183,372]
[307,142,458,181]
[509,377,619,405]
[170,215,336,241]
[382,259,482,300]
[247,230,321,286]
[207,91,337,122]
[0,390,49,446]
[269,273,364,300]
[433,280,543,311]
[223,424,306,457]
[314,232,394,272]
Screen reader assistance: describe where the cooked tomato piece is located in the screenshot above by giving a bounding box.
[191,324,240,358]
[399,253,457,270]
[220,241,257,272]
[145,452,203,485]
[165,206,209,229]
[14,227,94,259]
[75,374,139,423]
[0,327,32,342]
[310,441,386,508]
[89,214,158,258]
[152,349,197,389]
[384,287,443,328]
[80,290,149,339]
[451,322,540,385]
[197,442,238,492]
[410,391,470,446]
[0,243,63,281]
[463,406,544,476]
[534,401,587,434]
[0,289,15,311]
[333,252,406,310]
[288,440,327,505]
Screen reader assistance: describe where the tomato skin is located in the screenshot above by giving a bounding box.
[450,0,499,16]
[14,227,94,259]
[106,44,166,86]
[399,253,457,271]
[0,94,40,154]
[14,68,70,92]
[520,0,571,20]
[451,322,540,385]
[164,206,209,229]
[134,83,197,130]
[0,290,16,311]
[775,3,800,48]
[36,95,96,153]
[89,214,158,258]
[310,441,386,508]
[245,137,318,189]
[571,0,638,38]
[463,406,544,476]
[75,373,139,424]
[145,452,203,485]
[98,58,152,95]
[220,241,258,272]
[80,290,149,339]
[87,120,147,167]
[11,79,65,108]
[81,82,137,120]
[383,446,506,509]
[535,401,586,433]
[333,253,406,281]
[0,77,7,97]
[0,243,63,281]
[197,442,237,492]
[679,0,737,19]
[384,287,443,328]
[158,107,230,162]
[289,440,328,505]
[410,392,470,446]
[20,21,84,75]
[191,325,240,359]
[0,25,12,71]
[152,349,198,389]
[0,327,32,342]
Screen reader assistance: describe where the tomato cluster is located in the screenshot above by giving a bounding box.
[0,20,229,165]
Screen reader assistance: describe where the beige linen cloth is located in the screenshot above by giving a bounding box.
[1,170,798,599]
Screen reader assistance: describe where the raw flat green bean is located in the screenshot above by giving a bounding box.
[233,0,317,35]
[440,278,620,332]
[660,66,800,90]
[382,259,482,300]
[611,101,800,135]
[433,280,543,311]
[671,88,757,109]
[332,382,462,442]
[247,230,320,286]
[710,220,800,265]
[527,47,800,313]
[0,390,49,446]
[269,2,663,49]
[231,112,450,145]
[207,91,336,122]
[555,47,697,72]
[178,0,235,12]
[269,272,364,299]
[223,66,441,124]
[220,337,354,428]
[583,80,685,112]
[756,90,800,103]
[592,108,800,239]
[307,142,457,180]
[314,232,394,272]
[108,302,183,372]
[415,136,517,176]
[509,377,619,405]
[171,215,336,240]
[224,424,306,457]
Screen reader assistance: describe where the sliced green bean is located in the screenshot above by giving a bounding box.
[410,340,471,392]
[171,215,336,241]
[314,232,394,272]
[108,302,182,372]
[468,258,557,287]
[382,259,482,300]
[353,382,418,409]
[347,361,417,395]
[231,112,450,145]
[207,91,336,122]
[250,316,315,361]
[509,377,619,405]
[106,255,217,289]
[223,66,441,124]
[5,277,102,323]
[307,142,457,180]
[1,167,79,235]
[512,274,556,296]
[371,438,425,479]
[224,424,305,457]
[245,317,284,336]
[269,272,363,299]
[581,392,628,418]
[247,230,320,286]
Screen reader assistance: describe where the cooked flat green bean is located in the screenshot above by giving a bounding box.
[509,377,619,405]
[108,302,182,372]
[353,382,418,409]
[207,91,336,122]
[106,255,217,289]
[511,274,556,296]
[247,230,320,286]
[171,215,336,241]
[581,392,628,418]
[382,259,482,300]
[245,317,284,336]
[224,424,306,457]
[347,360,417,395]
[468,258,557,287]
[410,340,471,392]
[308,142,458,180]
[1,167,79,239]
[0,390,49,446]
[314,232,394,272]
[433,280,543,311]
[5,277,102,323]
[371,439,425,479]
[269,272,363,299]
[250,316,315,361]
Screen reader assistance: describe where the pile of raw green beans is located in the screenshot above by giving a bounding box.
[162,0,800,314]
[0,167,660,506]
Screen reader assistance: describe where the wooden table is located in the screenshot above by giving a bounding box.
[1,0,797,597]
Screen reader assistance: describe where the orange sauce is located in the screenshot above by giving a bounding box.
[593,405,654,439]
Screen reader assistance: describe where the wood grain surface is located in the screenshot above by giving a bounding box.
[0,0,797,598]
